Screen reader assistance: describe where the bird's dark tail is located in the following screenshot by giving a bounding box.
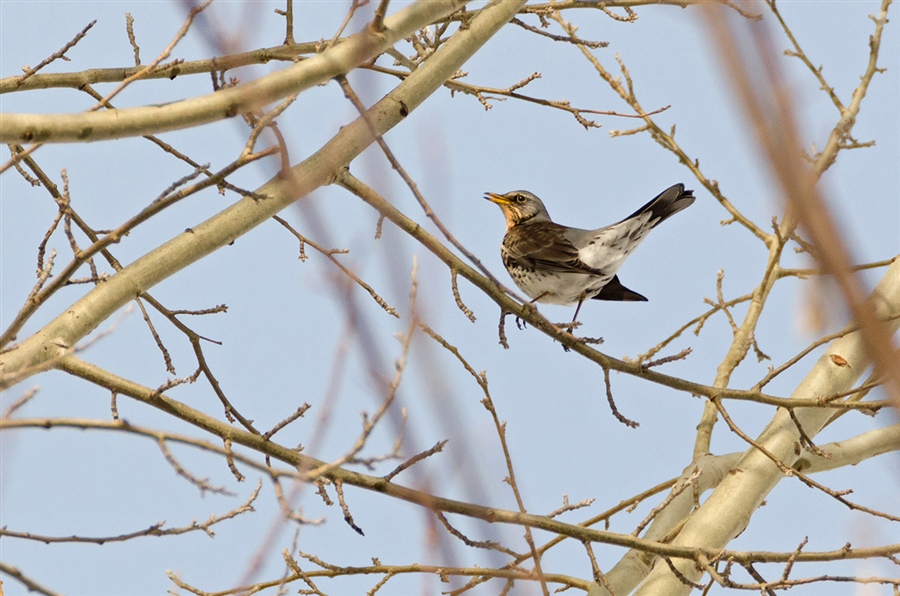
[591,275,648,302]
[620,183,695,228]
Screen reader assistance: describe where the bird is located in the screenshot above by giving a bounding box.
[485,183,695,323]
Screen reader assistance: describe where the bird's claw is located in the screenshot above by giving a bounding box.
[554,322,604,351]
[554,320,582,332]
[515,301,541,330]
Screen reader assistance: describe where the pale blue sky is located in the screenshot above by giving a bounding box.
[1,1,898,594]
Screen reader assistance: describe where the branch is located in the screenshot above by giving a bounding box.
[702,0,900,414]
[634,259,900,594]
[0,0,471,144]
[0,0,527,388]
[0,562,62,596]
[0,43,321,93]
[50,353,900,568]
[15,20,97,85]
[1,481,260,543]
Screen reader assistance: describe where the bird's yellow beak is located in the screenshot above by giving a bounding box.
[484,192,511,205]
[485,192,519,229]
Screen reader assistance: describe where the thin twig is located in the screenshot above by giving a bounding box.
[434,511,519,556]
[93,2,211,110]
[16,20,97,85]
[125,13,141,66]
[383,440,448,482]
[334,479,364,535]
[272,215,399,318]
[602,367,639,428]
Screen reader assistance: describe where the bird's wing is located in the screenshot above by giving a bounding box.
[569,213,655,272]
[504,222,603,275]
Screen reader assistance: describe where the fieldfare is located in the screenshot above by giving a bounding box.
[486,183,695,322]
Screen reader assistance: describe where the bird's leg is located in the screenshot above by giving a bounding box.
[554,292,587,333]
[516,291,549,330]
[549,293,589,352]
[571,291,587,324]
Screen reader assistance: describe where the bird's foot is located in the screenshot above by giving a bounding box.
[515,301,542,330]
[557,335,604,352]
[553,320,582,332]
[552,321,580,352]
[553,322,603,351]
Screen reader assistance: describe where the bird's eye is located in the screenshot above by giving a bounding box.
[515,194,526,203]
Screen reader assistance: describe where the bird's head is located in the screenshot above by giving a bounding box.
[484,190,551,229]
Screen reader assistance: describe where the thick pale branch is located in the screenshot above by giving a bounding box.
[635,258,900,596]
[0,0,470,143]
[794,423,900,473]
